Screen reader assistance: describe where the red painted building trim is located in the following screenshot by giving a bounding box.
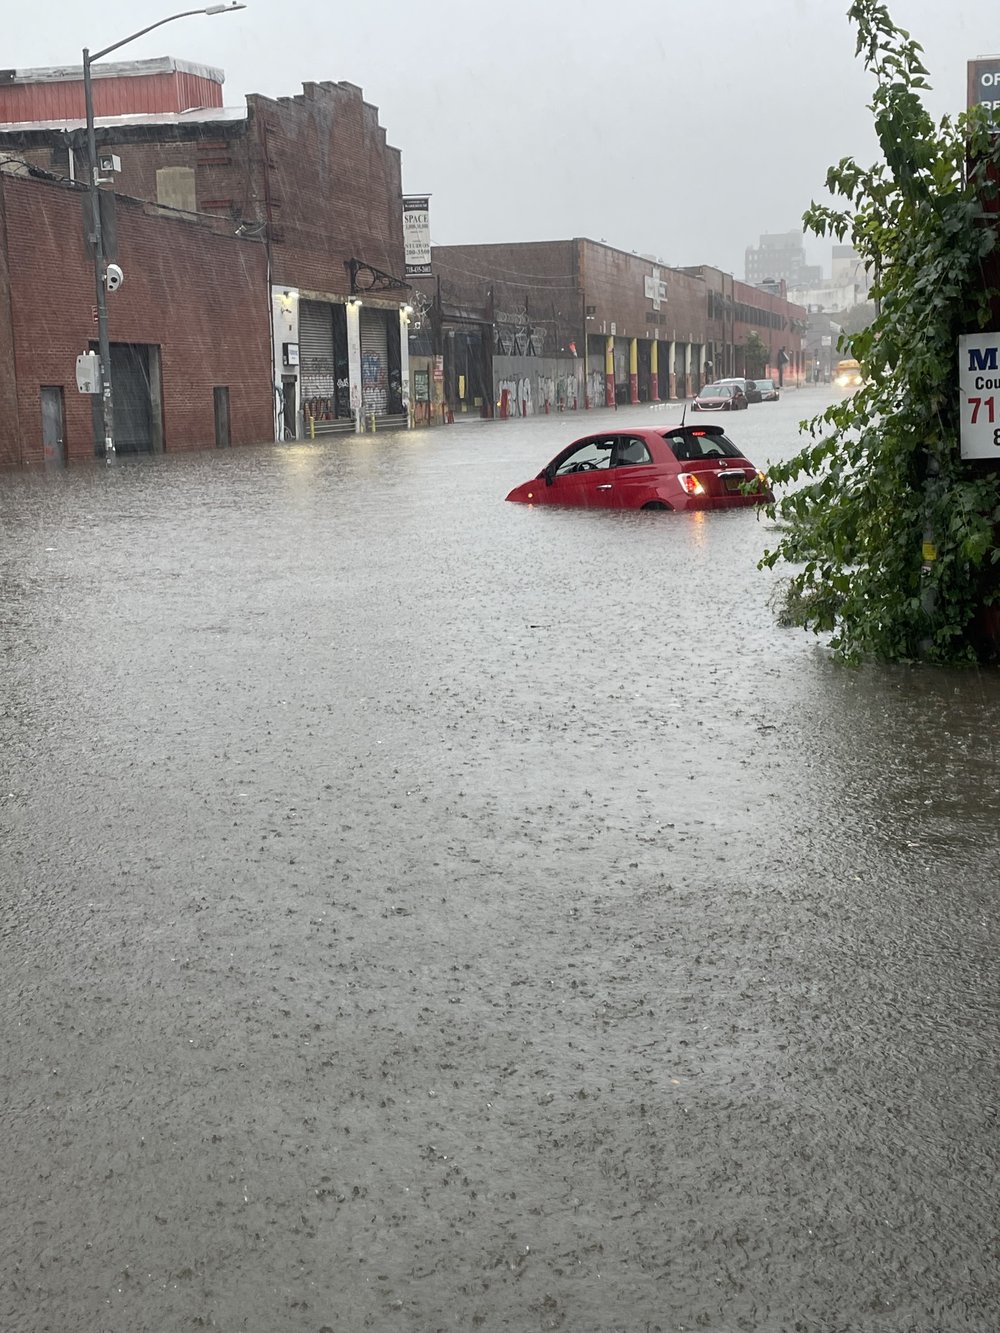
[0,69,224,124]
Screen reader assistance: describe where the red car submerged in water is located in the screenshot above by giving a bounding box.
[505,424,771,511]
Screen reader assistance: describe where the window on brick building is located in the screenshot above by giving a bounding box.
[156,166,197,214]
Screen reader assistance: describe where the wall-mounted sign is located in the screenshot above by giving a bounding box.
[644,268,667,311]
[968,58,1000,113]
[283,341,299,366]
[432,355,444,384]
[959,332,1000,458]
[414,369,430,402]
[403,195,431,276]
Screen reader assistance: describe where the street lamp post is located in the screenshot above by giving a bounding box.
[83,3,246,458]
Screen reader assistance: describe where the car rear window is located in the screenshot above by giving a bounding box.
[660,431,745,461]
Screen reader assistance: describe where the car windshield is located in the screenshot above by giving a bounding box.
[699,384,728,395]
[660,430,745,461]
[755,380,773,390]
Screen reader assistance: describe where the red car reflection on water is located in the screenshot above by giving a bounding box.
[505,424,772,511]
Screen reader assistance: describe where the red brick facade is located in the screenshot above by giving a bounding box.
[252,84,404,298]
[3,80,406,302]
[421,240,807,402]
[0,172,272,465]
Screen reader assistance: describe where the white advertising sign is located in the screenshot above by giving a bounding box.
[958,332,1000,459]
[403,195,431,276]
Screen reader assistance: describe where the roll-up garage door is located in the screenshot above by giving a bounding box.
[360,308,389,417]
[299,301,335,419]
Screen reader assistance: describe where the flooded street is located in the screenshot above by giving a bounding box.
[2,385,999,1332]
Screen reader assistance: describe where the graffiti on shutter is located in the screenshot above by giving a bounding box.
[359,308,389,416]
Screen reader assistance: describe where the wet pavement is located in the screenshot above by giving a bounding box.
[2,386,999,1332]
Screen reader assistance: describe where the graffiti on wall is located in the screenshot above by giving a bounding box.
[495,307,544,357]
[301,353,335,399]
[587,369,606,408]
[496,371,583,416]
[361,350,387,415]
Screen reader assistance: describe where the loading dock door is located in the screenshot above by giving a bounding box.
[91,343,158,454]
[359,308,389,417]
[111,344,154,453]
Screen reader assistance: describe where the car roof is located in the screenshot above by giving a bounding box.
[565,422,727,443]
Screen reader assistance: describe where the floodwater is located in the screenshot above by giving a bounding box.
[1,386,998,1333]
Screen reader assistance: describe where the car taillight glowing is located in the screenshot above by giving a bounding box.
[679,472,705,496]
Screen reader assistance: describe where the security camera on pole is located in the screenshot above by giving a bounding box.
[81,3,246,459]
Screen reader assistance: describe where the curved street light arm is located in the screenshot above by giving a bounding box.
[91,4,245,64]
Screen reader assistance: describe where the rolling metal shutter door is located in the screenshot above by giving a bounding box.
[359,308,389,416]
[299,301,335,412]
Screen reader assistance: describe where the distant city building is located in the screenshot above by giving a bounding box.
[831,245,872,296]
[753,277,786,299]
[788,245,872,312]
[745,230,822,287]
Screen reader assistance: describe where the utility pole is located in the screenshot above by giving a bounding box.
[81,4,246,458]
[83,48,114,458]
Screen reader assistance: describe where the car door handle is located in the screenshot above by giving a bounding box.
[596,484,613,490]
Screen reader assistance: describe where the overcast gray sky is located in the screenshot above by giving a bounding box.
[8,1,997,278]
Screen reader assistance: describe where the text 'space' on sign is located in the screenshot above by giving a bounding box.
[402,196,431,277]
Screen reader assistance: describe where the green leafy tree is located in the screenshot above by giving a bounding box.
[762,0,1000,662]
[836,300,878,337]
[743,330,769,377]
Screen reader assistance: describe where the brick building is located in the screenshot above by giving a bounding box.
[0,58,411,440]
[0,168,271,465]
[411,240,807,418]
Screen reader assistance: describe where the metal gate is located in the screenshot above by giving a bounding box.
[110,344,153,453]
[359,308,389,417]
[299,301,336,422]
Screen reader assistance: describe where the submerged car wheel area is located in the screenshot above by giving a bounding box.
[505,424,772,511]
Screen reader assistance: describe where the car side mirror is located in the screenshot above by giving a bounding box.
[543,466,556,486]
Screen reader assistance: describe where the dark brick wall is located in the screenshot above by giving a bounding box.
[691,265,807,368]
[423,241,805,364]
[0,173,272,464]
[0,77,406,300]
[423,241,580,354]
[84,128,260,229]
[581,243,707,344]
[251,83,404,295]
